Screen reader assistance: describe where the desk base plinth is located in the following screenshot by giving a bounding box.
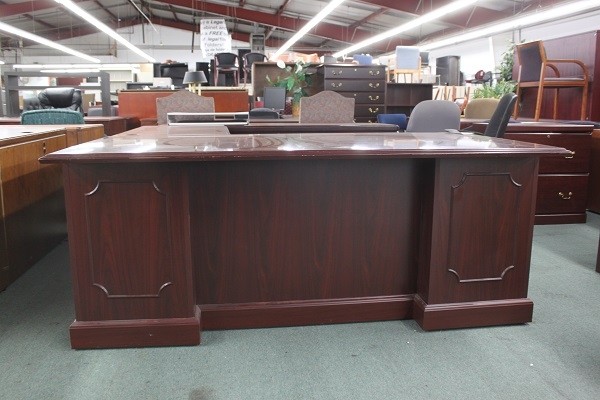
[69,306,201,349]
[413,295,533,331]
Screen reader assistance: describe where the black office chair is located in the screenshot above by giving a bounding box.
[38,87,83,113]
[482,93,518,138]
[213,52,239,86]
[243,52,267,85]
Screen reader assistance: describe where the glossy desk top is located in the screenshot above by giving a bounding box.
[0,125,67,146]
[40,124,569,163]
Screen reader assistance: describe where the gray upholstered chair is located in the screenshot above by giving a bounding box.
[464,98,500,119]
[155,90,215,125]
[405,100,460,132]
[299,90,355,124]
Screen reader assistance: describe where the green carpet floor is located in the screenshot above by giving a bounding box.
[1,214,599,400]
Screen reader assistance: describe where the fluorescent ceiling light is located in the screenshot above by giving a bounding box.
[0,60,5,65]
[332,0,479,58]
[41,69,101,73]
[0,21,100,63]
[420,0,600,50]
[14,63,140,70]
[55,0,157,63]
[271,0,347,60]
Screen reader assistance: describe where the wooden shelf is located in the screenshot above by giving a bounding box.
[2,71,111,117]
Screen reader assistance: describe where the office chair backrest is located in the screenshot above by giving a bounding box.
[299,90,355,124]
[376,113,408,131]
[38,87,83,113]
[405,100,460,132]
[464,98,500,119]
[395,46,420,70]
[483,92,518,138]
[263,87,286,111]
[21,109,85,125]
[155,90,215,125]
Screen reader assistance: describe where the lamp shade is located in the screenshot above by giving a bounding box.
[183,71,207,84]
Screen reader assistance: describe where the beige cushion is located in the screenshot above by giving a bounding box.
[299,91,355,124]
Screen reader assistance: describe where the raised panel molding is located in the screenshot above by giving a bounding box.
[446,172,522,283]
[85,180,173,298]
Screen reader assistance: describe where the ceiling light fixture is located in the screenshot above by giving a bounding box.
[54,0,157,63]
[420,0,600,50]
[0,21,101,63]
[332,0,479,58]
[271,0,347,60]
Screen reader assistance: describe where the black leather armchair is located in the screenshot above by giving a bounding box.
[38,87,83,113]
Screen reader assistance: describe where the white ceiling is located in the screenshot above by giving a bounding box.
[0,0,596,57]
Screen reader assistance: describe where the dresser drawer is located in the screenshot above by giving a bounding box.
[536,174,588,214]
[337,92,384,104]
[504,133,591,173]
[355,104,384,118]
[323,79,385,92]
[322,66,386,79]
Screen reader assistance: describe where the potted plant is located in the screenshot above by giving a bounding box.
[266,60,312,116]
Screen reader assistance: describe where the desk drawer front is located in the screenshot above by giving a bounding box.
[505,133,591,173]
[322,66,386,79]
[536,174,588,214]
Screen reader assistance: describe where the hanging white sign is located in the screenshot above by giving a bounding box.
[200,19,232,58]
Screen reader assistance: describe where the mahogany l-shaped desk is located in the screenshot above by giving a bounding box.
[41,125,568,349]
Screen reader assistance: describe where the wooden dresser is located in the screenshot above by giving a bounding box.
[473,121,593,224]
[315,64,387,122]
[385,83,433,116]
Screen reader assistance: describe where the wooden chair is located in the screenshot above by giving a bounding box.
[393,46,421,83]
[299,91,355,124]
[213,52,239,87]
[515,40,589,121]
[155,90,215,125]
[242,52,267,85]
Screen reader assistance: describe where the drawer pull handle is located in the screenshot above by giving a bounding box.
[558,191,573,200]
[369,82,380,88]
[332,70,343,76]
[564,150,575,159]
[331,82,343,88]
[368,107,380,114]
[42,142,47,154]
[368,95,380,101]
[369,70,381,76]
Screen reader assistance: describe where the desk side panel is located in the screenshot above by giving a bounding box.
[63,163,199,347]
[416,157,538,330]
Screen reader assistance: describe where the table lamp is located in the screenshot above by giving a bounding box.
[183,71,207,95]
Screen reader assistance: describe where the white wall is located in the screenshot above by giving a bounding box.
[428,9,600,78]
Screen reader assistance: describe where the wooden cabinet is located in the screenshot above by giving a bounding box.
[385,83,433,115]
[473,122,593,224]
[0,125,105,292]
[316,64,387,122]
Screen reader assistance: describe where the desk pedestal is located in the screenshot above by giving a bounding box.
[60,154,537,348]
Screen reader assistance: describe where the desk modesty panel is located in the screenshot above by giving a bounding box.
[41,127,568,349]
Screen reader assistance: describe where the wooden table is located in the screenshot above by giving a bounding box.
[41,127,568,349]
[0,115,138,136]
